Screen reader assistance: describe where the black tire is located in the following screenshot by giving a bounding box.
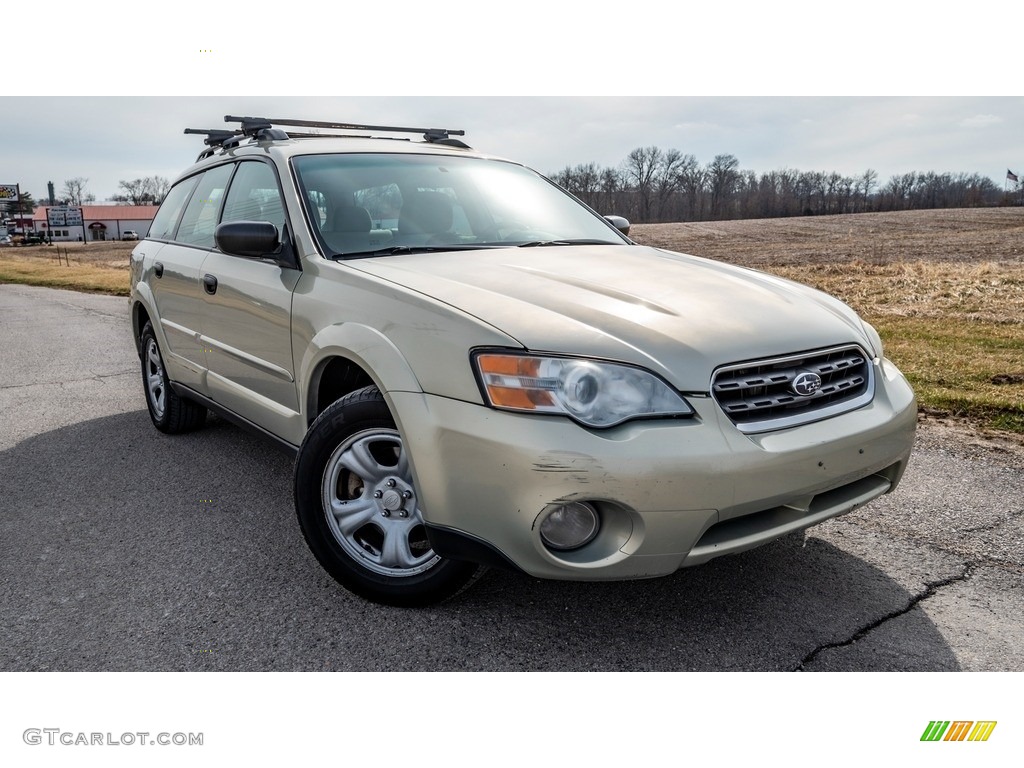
[294,385,480,607]
[140,321,206,434]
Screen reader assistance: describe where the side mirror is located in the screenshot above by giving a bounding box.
[215,221,280,258]
[604,215,630,236]
[215,221,300,269]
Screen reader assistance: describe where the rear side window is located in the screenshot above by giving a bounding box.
[175,164,234,248]
[148,175,199,241]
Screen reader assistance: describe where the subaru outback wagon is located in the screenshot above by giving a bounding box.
[129,116,917,606]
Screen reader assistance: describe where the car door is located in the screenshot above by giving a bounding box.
[198,159,301,439]
[143,170,224,390]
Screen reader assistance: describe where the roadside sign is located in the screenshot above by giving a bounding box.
[47,207,83,226]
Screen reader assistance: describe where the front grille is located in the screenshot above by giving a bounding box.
[712,345,874,433]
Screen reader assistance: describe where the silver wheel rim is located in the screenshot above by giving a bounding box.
[321,428,441,578]
[145,338,166,420]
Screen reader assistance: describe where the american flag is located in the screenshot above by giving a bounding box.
[1008,169,1019,182]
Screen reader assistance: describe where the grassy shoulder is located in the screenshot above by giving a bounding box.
[875,318,1024,433]
[0,253,130,296]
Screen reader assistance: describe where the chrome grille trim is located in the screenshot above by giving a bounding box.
[712,345,876,434]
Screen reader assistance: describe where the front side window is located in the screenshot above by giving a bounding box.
[292,153,627,258]
[175,164,233,248]
[221,161,286,238]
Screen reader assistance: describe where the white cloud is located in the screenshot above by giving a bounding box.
[959,114,1003,128]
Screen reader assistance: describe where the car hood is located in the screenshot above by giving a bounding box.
[346,245,872,391]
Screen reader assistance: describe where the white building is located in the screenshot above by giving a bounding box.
[33,205,159,241]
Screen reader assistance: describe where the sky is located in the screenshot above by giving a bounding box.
[2,3,1020,205]
[4,96,1021,204]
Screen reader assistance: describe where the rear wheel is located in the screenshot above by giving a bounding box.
[294,386,480,606]
[140,321,206,434]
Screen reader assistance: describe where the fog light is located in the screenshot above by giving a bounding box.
[539,502,599,551]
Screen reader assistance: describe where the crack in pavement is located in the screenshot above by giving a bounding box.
[792,561,976,671]
[960,509,1023,535]
[0,370,134,391]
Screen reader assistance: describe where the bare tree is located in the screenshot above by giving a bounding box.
[856,169,878,212]
[707,154,740,219]
[147,176,170,205]
[598,167,622,215]
[116,178,148,206]
[62,177,91,206]
[116,176,172,206]
[623,146,662,222]
[653,149,691,221]
[678,161,707,220]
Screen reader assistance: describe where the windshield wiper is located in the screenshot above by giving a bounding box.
[516,239,619,248]
[338,244,491,259]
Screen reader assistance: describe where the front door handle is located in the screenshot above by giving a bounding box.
[153,262,164,278]
[203,274,218,295]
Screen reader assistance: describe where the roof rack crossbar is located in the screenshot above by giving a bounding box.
[223,115,466,142]
[184,128,242,147]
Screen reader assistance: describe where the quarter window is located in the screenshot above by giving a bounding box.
[149,175,199,241]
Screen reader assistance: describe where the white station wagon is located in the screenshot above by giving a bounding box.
[130,116,917,605]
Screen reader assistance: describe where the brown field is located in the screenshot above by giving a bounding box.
[3,209,1023,431]
[633,208,1024,265]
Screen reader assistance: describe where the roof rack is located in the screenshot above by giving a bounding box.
[184,118,292,160]
[183,128,241,159]
[223,116,469,147]
[184,116,470,161]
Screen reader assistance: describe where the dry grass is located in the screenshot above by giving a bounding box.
[0,248,130,296]
[768,260,1024,325]
[0,241,134,295]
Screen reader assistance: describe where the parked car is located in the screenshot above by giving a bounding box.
[0,235,12,247]
[123,230,139,241]
[129,116,917,606]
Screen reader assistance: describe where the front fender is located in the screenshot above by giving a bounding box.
[299,322,423,424]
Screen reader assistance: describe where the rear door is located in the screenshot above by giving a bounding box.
[144,169,231,390]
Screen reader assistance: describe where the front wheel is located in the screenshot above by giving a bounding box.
[294,386,480,606]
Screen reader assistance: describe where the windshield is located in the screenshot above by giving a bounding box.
[292,153,628,257]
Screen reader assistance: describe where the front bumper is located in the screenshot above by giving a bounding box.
[391,358,917,580]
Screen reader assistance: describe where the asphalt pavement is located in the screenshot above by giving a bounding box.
[1,283,1022,671]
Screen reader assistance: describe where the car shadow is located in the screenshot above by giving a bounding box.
[0,411,959,672]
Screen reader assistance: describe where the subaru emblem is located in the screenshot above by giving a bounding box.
[792,372,822,397]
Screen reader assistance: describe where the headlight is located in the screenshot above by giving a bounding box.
[473,351,693,428]
[861,321,884,360]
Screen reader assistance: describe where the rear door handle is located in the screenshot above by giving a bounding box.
[203,274,218,295]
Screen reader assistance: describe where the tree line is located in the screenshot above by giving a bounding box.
[550,147,1010,223]
[5,155,1014,224]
